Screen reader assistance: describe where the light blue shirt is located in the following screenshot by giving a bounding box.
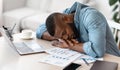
[36,2,120,57]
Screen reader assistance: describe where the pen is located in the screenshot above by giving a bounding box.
[82,58,89,66]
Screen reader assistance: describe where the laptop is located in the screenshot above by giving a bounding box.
[1,26,45,55]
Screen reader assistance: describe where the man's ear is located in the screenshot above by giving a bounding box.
[62,15,71,24]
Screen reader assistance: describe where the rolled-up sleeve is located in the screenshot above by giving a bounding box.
[36,24,47,39]
[83,42,97,57]
[83,10,106,58]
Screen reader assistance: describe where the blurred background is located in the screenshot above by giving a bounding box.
[0,0,112,33]
[0,0,120,48]
[0,0,119,34]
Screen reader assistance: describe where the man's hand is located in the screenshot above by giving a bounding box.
[52,39,78,48]
[51,39,84,53]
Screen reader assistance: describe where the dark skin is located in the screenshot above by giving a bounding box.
[42,13,84,53]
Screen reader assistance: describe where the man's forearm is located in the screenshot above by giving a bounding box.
[41,31,57,41]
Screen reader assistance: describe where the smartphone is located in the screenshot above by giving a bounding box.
[63,63,81,70]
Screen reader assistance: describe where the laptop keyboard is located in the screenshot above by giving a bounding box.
[13,41,44,55]
[14,42,34,54]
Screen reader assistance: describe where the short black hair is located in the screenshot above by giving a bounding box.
[46,13,60,36]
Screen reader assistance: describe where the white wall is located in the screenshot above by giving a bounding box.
[0,0,3,27]
[95,0,112,19]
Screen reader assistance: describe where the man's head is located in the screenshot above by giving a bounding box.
[46,12,77,40]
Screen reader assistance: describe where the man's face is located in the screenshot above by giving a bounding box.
[54,14,75,40]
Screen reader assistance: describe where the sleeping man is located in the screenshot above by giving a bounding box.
[36,2,120,57]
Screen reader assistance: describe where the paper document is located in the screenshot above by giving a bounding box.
[45,47,80,58]
[39,53,81,67]
[39,47,83,67]
[74,54,103,64]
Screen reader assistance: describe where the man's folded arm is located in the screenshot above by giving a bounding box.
[36,24,47,39]
[36,24,57,40]
[83,11,106,58]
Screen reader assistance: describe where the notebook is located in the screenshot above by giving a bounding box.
[90,60,118,70]
[1,26,44,55]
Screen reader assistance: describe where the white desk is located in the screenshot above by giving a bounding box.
[0,33,120,70]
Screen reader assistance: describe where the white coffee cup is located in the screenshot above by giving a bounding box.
[21,29,33,39]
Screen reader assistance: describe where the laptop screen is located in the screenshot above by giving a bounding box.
[0,27,18,51]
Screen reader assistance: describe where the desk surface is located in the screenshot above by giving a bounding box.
[0,33,120,70]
